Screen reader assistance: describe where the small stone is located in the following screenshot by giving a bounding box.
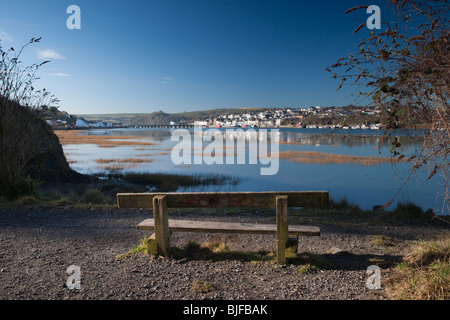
[327,247,349,255]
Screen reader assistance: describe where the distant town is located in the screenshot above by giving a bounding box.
[43,104,386,130]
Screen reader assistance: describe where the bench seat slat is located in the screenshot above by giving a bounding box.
[137,219,320,237]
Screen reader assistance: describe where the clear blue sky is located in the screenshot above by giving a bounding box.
[0,0,387,115]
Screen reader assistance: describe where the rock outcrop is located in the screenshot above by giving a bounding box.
[0,100,95,186]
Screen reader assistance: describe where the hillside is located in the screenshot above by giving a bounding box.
[75,113,149,124]
[77,107,269,126]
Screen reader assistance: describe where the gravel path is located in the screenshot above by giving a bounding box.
[0,205,448,300]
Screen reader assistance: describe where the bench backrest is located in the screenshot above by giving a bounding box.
[117,191,329,209]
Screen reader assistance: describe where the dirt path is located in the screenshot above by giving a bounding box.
[0,205,448,300]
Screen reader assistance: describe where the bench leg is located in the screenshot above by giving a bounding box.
[276,195,289,264]
[153,195,170,256]
[285,236,299,259]
[146,233,158,255]
[146,232,173,255]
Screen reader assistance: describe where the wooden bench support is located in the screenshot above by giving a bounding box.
[137,218,319,263]
[144,232,301,259]
[285,236,299,259]
[276,195,289,264]
[145,231,174,256]
[145,233,158,255]
[119,191,328,264]
[153,195,169,255]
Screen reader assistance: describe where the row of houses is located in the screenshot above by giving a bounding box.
[189,105,385,128]
[45,117,115,129]
[193,109,295,127]
[75,118,113,128]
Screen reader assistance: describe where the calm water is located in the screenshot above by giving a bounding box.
[62,127,448,215]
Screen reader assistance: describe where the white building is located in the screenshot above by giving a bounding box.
[194,120,208,127]
[75,119,86,127]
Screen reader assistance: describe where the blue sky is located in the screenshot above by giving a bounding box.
[0,0,386,115]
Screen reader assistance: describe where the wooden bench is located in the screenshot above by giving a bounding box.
[117,191,329,264]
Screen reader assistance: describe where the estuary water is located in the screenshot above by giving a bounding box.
[62,127,448,215]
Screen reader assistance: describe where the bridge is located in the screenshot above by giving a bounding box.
[131,124,195,129]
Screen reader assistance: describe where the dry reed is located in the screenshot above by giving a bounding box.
[94,158,154,164]
[54,130,156,148]
[276,151,392,166]
[98,164,127,171]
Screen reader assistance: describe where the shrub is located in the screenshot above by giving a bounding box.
[391,202,426,219]
[385,238,449,300]
[329,198,362,214]
[80,188,108,204]
[1,39,61,193]
[4,176,41,200]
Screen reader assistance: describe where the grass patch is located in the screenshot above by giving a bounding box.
[168,238,274,263]
[370,235,396,247]
[295,252,332,274]
[385,238,450,300]
[403,238,449,267]
[116,237,274,263]
[116,236,153,259]
[117,237,274,263]
[192,280,213,294]
[297,263,319,274]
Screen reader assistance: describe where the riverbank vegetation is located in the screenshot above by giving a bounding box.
[54,129,156,148]
[385,238,449,300]
[330,0,449,213]
[277,151,393,166]
[0,171,242,207]
[96,171,241,192]
[1,39,95,201]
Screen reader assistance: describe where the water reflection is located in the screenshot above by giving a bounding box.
[64,128,446,214]
[87,127,425,149]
